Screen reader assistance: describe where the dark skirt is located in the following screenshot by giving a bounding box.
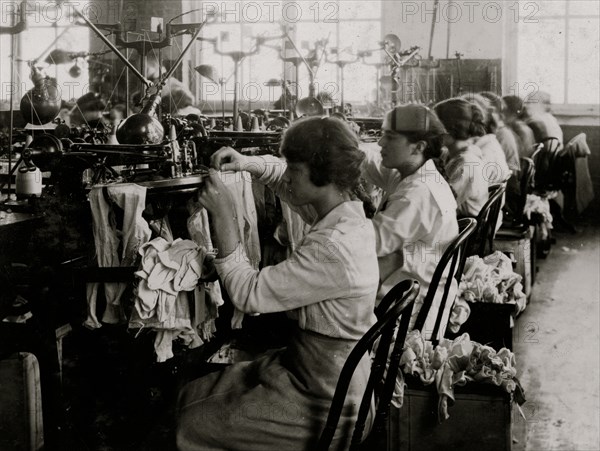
[176,328,373,451]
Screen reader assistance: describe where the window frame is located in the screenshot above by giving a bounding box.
[503,0,600,117]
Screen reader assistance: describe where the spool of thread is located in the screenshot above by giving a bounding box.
[15,163,42,199]
[236,116,244,131]
[210,118,216,129]
[251,116,260,132]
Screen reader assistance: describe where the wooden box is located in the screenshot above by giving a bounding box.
[0,352,44,451]
[445,302,515,350]
[388,382,512,451]
[495,225,535,300]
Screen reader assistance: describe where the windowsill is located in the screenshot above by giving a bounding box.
[552,104,600,127]
[552,104,599,116]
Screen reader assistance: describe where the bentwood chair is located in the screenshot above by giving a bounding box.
[495,157,537,294]
[531,137,562,193]
[316,279,420,451]
[413,217,478,345]
[466,183,507,258]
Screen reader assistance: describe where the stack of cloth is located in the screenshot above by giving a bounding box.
[393,331,526,422]
[452,250,527,332]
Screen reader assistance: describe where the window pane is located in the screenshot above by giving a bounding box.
[19,26,90,99]
[569,1,600,16]
[568,18,600,104]
[284,2,335,24]
[517,19,566,103]
[339,21,381,103]
[535,0,566,16]
[241,23,286,104]
[199,23,245,109]
[339,1,381,20]
[296,21,338,99]
[1,35,14,107]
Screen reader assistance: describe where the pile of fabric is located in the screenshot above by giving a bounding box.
[457,251,527,318]
[394,331,525,422]
[86,172,263,362]
[524,193,554,241]
[129,237,207,362]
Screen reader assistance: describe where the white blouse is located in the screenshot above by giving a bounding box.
[213,156,379,340]
[361,145,459,339]
[444,144,489,217]
[473,134,511,185]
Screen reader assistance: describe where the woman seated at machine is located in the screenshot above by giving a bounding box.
[360,104,459,340]
[434,97,489,217]
[177,116,379,450]
[461,93,511,186]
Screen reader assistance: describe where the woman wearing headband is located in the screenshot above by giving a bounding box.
[360,104,459,339]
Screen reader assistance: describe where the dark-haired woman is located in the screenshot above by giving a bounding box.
[479,91,521,174]
[434,98,490,217]
[503,95,536,158]
[176,117,379,450]
[360,104,459,340]
[461,93,511,185]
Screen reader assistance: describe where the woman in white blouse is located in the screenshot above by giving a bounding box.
[434,98,490,217]
[360,104,460,340]
[176,117,380,450]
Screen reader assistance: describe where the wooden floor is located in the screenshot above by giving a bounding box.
[512,221,600,451]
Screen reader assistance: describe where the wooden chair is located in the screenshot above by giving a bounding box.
[316,280,420,451]
[531,137,562,193]
[412,218,478,345]
[466,183,507,258]
[495,157,537,296]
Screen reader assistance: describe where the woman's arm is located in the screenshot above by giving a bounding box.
[197,170,241,258]
[214,232,357,314]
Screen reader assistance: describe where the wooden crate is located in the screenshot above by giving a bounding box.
[0,352,44,451]
[495,225,536,300]
[388,381,512,451]
[445,302,515,350]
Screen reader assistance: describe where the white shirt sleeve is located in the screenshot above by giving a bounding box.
[213,234,353,314]
[371,193,430,257]
[253,155,317,224]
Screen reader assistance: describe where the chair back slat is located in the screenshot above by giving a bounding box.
[532,137,562,192]
[317,280,420,451]
[413,218,478,345]
[466,183,506,258]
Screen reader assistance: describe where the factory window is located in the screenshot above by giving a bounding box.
[0,1,91,107]
[195,0,382,111]
[295,1,382,107]
[1,1,90,106]
[515,0,599,105]
[197,19,283,111]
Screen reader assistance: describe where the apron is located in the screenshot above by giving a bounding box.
[176,327,374,451]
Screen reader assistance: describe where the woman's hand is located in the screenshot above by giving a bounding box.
[210,146,249,171]
[197,169,233,216]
